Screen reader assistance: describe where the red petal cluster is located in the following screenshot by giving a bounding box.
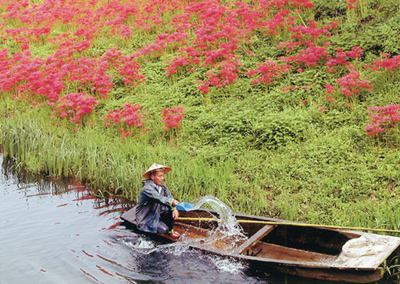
[365,104,400,136]
[366,55,400,71]
[55,93,98,122]
[246,60,291,85]
[337,70,372,97]
[104,103,146,139]
[161,106,185,130]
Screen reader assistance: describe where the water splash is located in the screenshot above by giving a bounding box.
[211,256,246,274]
[185,195,247,250]
[122,237,156,250]
[191,195,240,232]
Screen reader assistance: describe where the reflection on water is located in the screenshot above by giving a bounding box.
[0,155,330,284]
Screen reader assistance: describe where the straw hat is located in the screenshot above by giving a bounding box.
[142,163,171,178]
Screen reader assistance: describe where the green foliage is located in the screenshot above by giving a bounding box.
[313,0,348,19]
[250,110,312,149]
[1,0,400,233]
[328,1,400,56]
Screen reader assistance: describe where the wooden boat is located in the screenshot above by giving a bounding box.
[121,208,400,283]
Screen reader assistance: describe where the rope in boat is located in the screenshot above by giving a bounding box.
[177,217,400,234]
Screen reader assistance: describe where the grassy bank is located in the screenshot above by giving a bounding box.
[0,0,399,233]
[2,104,399,232]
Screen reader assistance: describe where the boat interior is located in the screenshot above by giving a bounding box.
[172,210,362,264]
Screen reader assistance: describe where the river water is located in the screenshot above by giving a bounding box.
[0,155,326,284]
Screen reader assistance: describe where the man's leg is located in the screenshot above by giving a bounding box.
[159,210,175,232]
[156,219,170,234]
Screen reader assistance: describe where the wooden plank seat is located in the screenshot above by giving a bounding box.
[232,224,276,255]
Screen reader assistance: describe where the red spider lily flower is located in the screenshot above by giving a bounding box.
[198,84,209,94]
[104,103,147,138]
[55,93,97,122]
[280,43,328,66]
[325,46,363,69]
[161,106,185,130]
[371,55,400,70]
[365,104,400,136]
[337,70,372,97]
[364,125,384,136]
[59,111,68,118]
[324,83,335,94]
[247,60,291,85]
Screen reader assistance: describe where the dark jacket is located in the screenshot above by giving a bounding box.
[134,179,175,233]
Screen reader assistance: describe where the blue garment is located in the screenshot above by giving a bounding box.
[134,179,175,234]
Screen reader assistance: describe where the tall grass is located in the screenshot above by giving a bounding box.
[1,110,399,234]
[0,112,243,204]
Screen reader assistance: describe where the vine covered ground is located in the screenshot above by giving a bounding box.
[0,0,399,232]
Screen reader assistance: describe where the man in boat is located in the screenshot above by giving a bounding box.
[133,163,181,238]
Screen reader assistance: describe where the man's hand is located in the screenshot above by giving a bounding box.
[172,199,179,207]
[172,208,179,220]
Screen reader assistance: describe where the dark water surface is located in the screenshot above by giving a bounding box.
[0,155,329,284]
